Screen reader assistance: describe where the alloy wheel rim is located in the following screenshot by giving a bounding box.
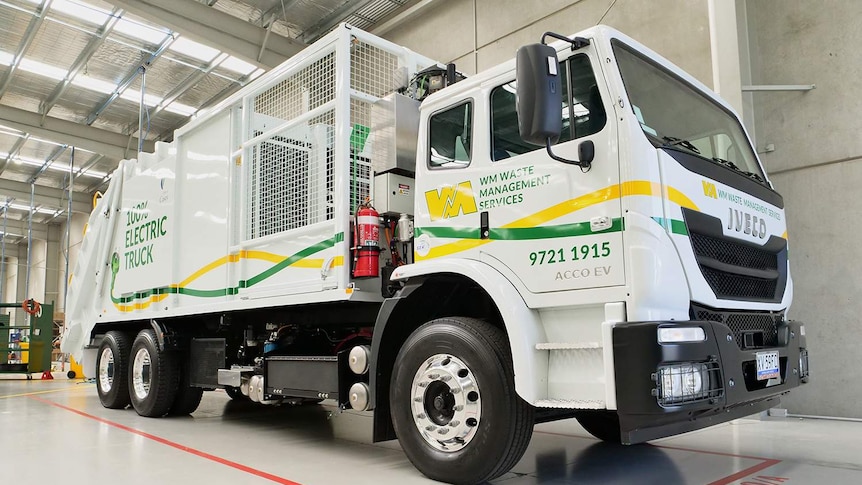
[409,354,482,452]
[98,347,114,393]
[132,347,152,400]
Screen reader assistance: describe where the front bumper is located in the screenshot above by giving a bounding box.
[613,319,807,444]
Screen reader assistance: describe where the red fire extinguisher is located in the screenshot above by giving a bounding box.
[353,204,380,278]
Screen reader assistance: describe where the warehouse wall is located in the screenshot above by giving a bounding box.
[746,0,862,418]
[383,0,713,86]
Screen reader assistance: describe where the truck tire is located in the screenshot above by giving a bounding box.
[96,331,132,409]
[574,410,622,443]
[390,317,534,484]
[169,358,203,415]
[128,329,179,417]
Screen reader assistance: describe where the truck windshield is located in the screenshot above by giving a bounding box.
[612,41,767,184]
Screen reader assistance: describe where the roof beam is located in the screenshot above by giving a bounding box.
[255,0,301,27]
[0,0,52,100]
[0,104,153,160]
[0,179,91,214]
[0,134,30,176]
[0,218,48,241]
[300,0,375,43]
[124,54,226,136]
[28,144,68,184]
[108,0,306,68]
[40,8,123,123]
[85,35,175,126]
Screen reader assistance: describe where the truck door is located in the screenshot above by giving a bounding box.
[414,49,623,295]
[477,51,624,294]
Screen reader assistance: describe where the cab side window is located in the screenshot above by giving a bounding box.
[429,101,473,168]
[491,54,605,161]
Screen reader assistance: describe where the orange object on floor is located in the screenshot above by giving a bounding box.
[41,371,53,380]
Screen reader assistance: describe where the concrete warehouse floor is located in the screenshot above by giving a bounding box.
[1,379,860,484]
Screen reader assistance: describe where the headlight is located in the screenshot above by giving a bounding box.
[656,363,713,405]
[658,327,706,343]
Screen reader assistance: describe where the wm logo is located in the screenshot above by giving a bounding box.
[702,180,717,199]
[425,181,478,221]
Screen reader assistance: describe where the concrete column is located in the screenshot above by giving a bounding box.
[707,0,744,114]
[46,225,61,308]
[3,256,17,303]
[26,238,47,303]
[55,212,87,312]
[14,244,27,326]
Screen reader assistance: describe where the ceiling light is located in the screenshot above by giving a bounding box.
[0,51,13,66]
[219,56,257,76]
[169,37,220,63]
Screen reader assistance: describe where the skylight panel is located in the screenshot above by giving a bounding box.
[114,17,171,45]
[120,88,162,107]
[17,58,68,81]
[72,75,118,95]
[162,102,197,116]
[0,51,13,66]
[219,56,257,75]
[169,37,220,63]
[79,169,107,178]
[51,0,111,25]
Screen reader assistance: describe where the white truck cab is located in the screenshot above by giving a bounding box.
[62,24,807,485]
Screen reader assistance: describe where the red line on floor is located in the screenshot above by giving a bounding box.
[29,395,303,485]
[706,458,782,485]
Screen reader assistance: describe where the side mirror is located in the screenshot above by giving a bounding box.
[516,40,594,171]
[516,43,562,146]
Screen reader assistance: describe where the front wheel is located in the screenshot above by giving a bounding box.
[390,317,534,484]
[128,329,179,417]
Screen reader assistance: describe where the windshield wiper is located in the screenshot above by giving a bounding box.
[662,136,701,155]
[712,157,768,185]
[711,156,739,171]
[742,170,766,183]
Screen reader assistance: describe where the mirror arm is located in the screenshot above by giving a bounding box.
[541,32,591,50]
[545,139,592,171]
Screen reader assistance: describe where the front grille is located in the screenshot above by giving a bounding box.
[700,266,778,301]
[690,232,777,271]
[683,209,786,302]
[692,304,783,349]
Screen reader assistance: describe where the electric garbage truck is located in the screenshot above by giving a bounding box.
[62,24,809,484]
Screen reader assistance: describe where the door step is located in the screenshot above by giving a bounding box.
[535,342,601,350]
[534,398,606,409]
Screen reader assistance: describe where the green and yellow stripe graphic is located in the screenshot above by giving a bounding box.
[415,180,699,261]
[110,233,344,312]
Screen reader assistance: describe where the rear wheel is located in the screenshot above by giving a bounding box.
[169,355,204,415]
[390,317,534,484]
[96,331,132,409]
[575,410,622,443]
[128,329,179,417]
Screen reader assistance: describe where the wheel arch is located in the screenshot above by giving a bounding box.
[370,259,548,442]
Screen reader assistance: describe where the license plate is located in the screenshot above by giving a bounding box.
[756,351,780,380]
